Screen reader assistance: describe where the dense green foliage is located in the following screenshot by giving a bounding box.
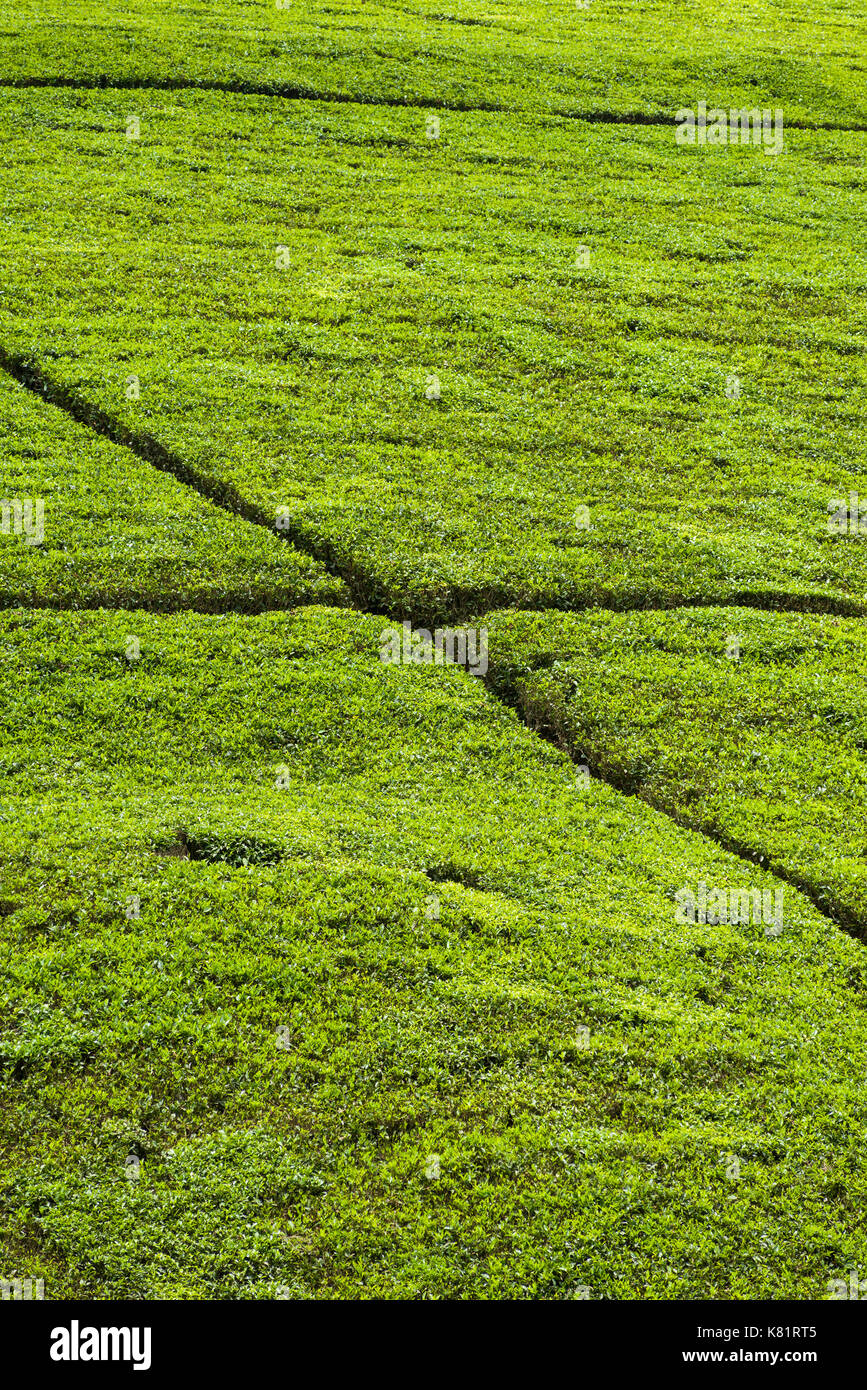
[2,608,867,1298]
[0,374,346,610]
[0,0,865,1304]
[485,607,867,933]
[1,89,864,620]
[1,0,865,125]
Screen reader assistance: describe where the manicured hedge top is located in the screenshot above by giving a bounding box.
[485,605,867,933]
[1,0,864,126]
[2,90,864,622]
[2,608,867,1297]
[0,374,347,610]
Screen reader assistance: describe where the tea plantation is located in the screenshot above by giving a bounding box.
[0,0,865,1301]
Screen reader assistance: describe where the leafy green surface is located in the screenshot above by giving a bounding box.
[485,606,867,932]
[1,608,867,1298]
[1,88,864,620]
[1,0,866,1304]
[1,0,865,125]
[0,373,347,610]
